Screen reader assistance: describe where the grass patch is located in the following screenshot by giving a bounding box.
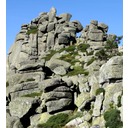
[95,88,105,96]
[42,50,58,61]
[104,109,123,128]
[21,91,43,98]
[42,45,77,61]
[65,66,89,76]
[26,27,38,35]
[19,81,24,84]
[64,45,76,52]
[37,113,69,128]
[6,81,9,87]
[71,59,80,65]
[86,58,95,66]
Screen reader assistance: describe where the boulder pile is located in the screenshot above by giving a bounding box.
[6,7,123,128]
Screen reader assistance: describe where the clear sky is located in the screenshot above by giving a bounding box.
[6,0,123,55]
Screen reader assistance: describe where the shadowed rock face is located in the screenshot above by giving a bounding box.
[6,7,123,128]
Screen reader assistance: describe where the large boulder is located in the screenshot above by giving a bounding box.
[9,97,39,118]
[99,56,123,84]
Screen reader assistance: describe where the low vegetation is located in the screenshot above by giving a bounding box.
[65,66,89,76]
[21,91,43,98]
[37,112,83,128]
[26,27,38,35]
[77,44,90,52]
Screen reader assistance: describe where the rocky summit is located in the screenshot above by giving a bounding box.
[6,7,123,128]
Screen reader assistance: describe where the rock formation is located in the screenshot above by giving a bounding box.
[6,7,123,128]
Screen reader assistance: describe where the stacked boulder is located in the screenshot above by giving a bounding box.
[81,20,108,41]
[39,77,74,114]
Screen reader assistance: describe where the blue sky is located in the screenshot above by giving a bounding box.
[6,0,123,55]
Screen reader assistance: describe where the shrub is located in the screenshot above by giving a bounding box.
[117,52,123,56]
[21,91,43,98]
[95,88,105,96]
[26,27,38,35]
[95,49,107,61]
[6,81,9,87]
[104,109,123,128]
[86,58,95,66]
[77,44,90,52]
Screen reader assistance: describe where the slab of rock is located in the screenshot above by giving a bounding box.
[93,93,104,116]
[49,7,57,22]
[44,91,72,102]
